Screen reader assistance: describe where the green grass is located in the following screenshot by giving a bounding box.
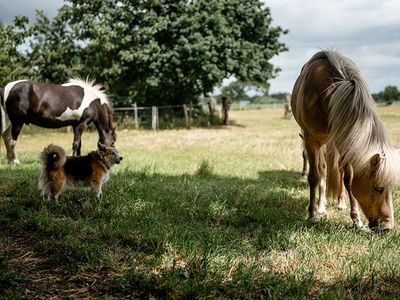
[2,107,400,298]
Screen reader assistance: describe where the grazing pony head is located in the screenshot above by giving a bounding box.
[99,104,117,147]
[351,152,395,230]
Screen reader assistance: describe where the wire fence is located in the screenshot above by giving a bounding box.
[112,101,291,129]
[0,100,291,133]
[113,103,207,130]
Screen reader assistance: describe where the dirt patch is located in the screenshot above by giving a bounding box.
[0,232,118,299]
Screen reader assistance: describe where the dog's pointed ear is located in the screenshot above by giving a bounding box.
[97,142,107,154]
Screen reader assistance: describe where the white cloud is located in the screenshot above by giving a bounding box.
[266,0,400,93]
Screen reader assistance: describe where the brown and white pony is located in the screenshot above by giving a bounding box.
[0,78,116,163]
[291,50,400,230]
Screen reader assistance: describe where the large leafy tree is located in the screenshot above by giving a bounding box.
[0,17,33,87]
[28,10,83,84]
[28,0,287,106]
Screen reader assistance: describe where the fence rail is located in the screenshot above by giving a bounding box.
[114,103,199,130]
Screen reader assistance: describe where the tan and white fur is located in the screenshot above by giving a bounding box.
[38,143,122,200]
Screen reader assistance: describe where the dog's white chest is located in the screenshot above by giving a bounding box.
[102,171,110,184]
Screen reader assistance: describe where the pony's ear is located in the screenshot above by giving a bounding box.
[97,142,107,153]
[370,153,385,174]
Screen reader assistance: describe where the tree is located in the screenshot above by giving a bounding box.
[382,85,400,105]
[221,80,269,102]
[28,10,84,84]
[0,16,32,87]
[221,81,247,102]
[26,0,287,106]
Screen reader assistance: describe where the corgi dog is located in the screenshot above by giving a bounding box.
[38,143,122,200]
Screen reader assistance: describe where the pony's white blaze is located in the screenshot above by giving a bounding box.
[56,78,109,121]
[4,80,29,102]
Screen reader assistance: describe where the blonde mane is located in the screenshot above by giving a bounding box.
[309,50,400,186]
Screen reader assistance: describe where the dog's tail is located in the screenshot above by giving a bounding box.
[39,144,67,170]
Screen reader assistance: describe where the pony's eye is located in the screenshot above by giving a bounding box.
[374,187,384,194]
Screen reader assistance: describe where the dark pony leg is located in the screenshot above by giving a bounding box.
[2,122,23,164]
[72,122,88,156]
[300,149,308,182]
[343,164,363,229]
[304,135,323,222]
[299,133,308,182]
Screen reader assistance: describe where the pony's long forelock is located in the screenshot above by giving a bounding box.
[320,50,400,186]
[62,77,109,106]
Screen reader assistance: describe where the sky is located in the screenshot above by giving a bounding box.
[0,0,61,24]
[266,0,400,93]
[0,0,399,94]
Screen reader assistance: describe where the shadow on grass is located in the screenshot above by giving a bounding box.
[0,164,366,298]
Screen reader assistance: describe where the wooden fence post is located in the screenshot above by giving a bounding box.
[183,104,189,128]
[133,102,139,129]
[152,106,159,130]
[156,106,159,129]
[188,101,192,129]
[207,97,216,126]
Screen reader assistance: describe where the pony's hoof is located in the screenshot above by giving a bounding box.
[308,216,319,224]
[353,220,369,232]
[337,201,347,210]
[318,211,328,218]
[357,226,370,233]
[299,175,308,182]
[9,159,20,165]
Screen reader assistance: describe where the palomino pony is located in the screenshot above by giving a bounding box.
[0,78,116,163]
[291,50,400,230]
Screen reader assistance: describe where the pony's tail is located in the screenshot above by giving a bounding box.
[39,144,67,170]
[326,142,342,199]
[0,87,11,132]
[0,88,5,152]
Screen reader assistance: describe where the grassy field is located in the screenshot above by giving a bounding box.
[2,106,400,298]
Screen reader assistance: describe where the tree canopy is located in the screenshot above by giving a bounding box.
[0,16,32,87]
[3,0,288,106]
[382,85,400,104]
[221,80,269,102]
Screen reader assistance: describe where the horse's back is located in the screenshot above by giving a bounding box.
[5,80,86,123]
[32,82,84,108]
[291,53,336,142]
